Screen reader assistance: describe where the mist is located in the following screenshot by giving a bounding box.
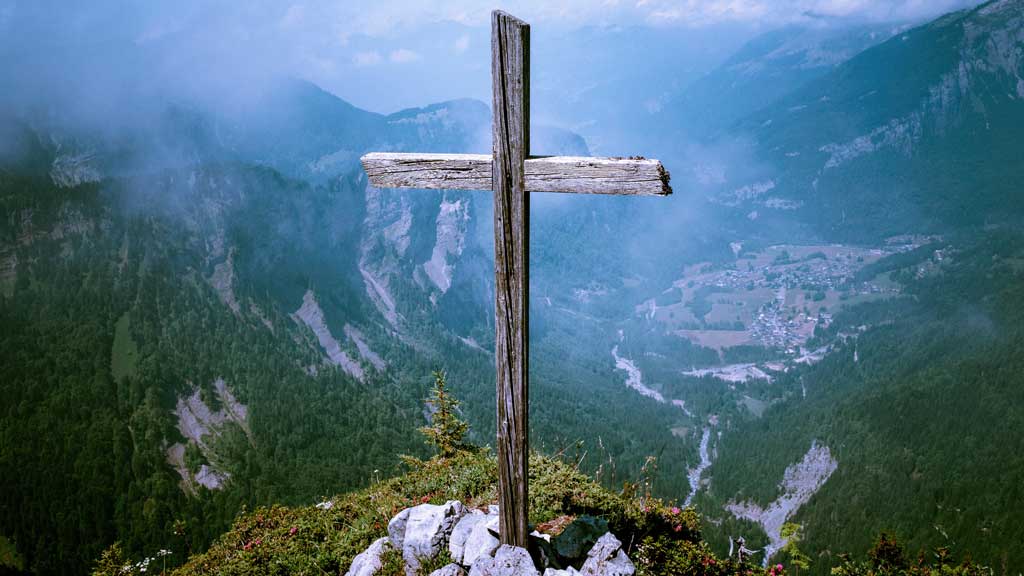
[1,0,981,131]
[0,0,988,265]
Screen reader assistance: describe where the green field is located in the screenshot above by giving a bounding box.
[110,312,139,381]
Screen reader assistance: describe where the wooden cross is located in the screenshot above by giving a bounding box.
[361,10,671,548]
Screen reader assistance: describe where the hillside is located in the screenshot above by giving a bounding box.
[695,230,1024,573]
[0,83,705,575]
[731,0,1024,240]
[94,450,991,576]
[657,23,900,141]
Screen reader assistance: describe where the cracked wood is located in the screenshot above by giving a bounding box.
[360,152,672,196]
[491,9,531,549]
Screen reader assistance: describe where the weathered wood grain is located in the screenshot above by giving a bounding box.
[360,153,672,196]
[358,8,673,552]
[491,9,530,549]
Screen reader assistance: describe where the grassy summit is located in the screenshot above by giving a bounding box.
[92,448,748,576]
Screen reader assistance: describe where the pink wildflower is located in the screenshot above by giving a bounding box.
[670,507,681,515]
[289,526,298,536]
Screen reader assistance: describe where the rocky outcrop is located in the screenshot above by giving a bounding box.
[208,250,241,314]
[388,500,466,576]
[344,324,386,370]
[429,565,468,576]
[577,533,634,576]
[469,545,539,576]
[450,511,499,566]
[422,196,470,297]
[346,537,391,576]
[726,440,838,563]
[166,378,252,495]
[292,289,365,381]
[350,502,635,576]
[173,378,252,451]
[359,186,408,329]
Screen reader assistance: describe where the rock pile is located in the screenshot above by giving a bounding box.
[346,501,635,576]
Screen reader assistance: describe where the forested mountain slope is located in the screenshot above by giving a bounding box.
[0,82,703,575]
[733,0,1024,240]
[697,231,1024,573]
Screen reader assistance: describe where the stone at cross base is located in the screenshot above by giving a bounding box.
[346,500,635,576]
[359,9,672,550]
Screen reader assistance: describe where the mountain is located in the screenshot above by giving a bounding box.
[0,80,706,576]
[658,23,902,140]
[0,82,495,574]
[696,230,1024,572]
[732,0,1024,240]
[3,2,1024,575]
[660,2,1024,570]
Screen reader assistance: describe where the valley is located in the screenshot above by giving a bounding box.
[2,1,1024,574]
[640,241,918,355]
[601,237,956,564]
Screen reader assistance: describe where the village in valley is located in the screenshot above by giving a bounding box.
[603,235,944,429]
[634,238,939,380]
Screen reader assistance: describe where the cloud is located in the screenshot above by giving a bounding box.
[311,0,979,31]
[352,50,382,66]
[635,0,977,26]
[0,0,983,120]
[389,48,421,63]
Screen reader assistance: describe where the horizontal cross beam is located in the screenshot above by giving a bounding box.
[361,152,672,196]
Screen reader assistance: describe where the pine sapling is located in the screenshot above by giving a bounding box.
[419,370,471,459]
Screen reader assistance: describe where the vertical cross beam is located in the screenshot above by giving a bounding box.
[491,10,530,548]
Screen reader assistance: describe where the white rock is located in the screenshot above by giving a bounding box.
[430,564,468,576]
[578,533,634,576]
[388,507,411,550]
[468,545,540,576]
[449,511,487,564]
[389,501,466,575]
[461,513,500,567]
[346,537,390,576]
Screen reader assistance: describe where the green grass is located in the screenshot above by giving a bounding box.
[92,450,767,576]
[110,312,139,381]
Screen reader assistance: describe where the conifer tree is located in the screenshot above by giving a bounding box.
[419,370,471,458]
[780,523,811,576]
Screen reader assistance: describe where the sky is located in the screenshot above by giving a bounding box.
[0,0,981,119]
